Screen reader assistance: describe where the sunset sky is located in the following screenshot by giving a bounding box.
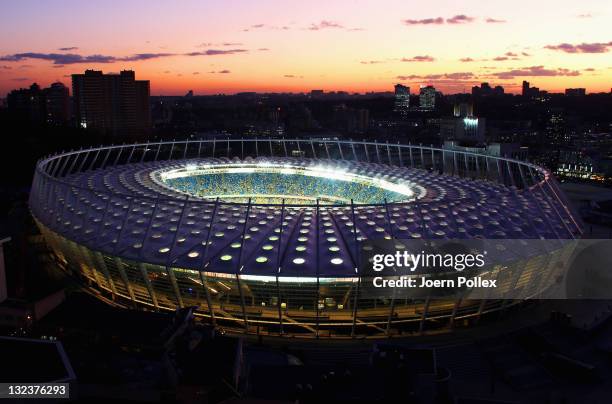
[1,0,610,96]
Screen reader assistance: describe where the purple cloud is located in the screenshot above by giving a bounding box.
[307,20,344,30]
[397,72,474,80]
[198,42,243,47]
[186,49,247,56]
[403,15,475,26]
[0,52,108,64]
[0,52,175,64]
[242,24,266,32]
[492,65,580,79]
[544,42,612,53]
[444,72,475,80]
[402,17,444,25]
[119,53,174,61]
[401,55,435,62]
[58,46,78,51]
[459,57,475,62]
[446,15,475,24]
[0,48,250,66]
[485,18,506,23]
[360,60,384,64]
[492,52,522,61]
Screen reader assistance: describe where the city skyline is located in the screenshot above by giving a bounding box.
[1,0,611,96]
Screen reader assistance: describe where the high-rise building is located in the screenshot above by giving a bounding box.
[453,102,473,118]
[546,108,567,143]
[332,104,369,134]
[134,78,151,135]
[521,80,542,99]
[462,116,485,141]
[441,101,485,143]
[493,85,505,96]
[356,108,370,133]
[440,116,486,143]
[522,81,530,97]
[269,107,281,126]
[72,70,151,137]
[565,88,586,96]
[419,85,436,110]
[472,82,504,97]
[521,80,542,98]
[481,82,492,95]
[45,82,70,125]
[7,83,46,124]
[7,82,70,125]
[394,84,410,115]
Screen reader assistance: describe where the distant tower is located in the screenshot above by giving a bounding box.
[45,82,70,125]
[7,83,45,124]
[394,84,410,115]
[419,85,436,110]
[480,82,492,96]
[72,69,151,137]
[565,88,586,96]
[522,80,530,97]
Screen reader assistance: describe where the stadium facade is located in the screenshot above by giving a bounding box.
[29,139,582,338]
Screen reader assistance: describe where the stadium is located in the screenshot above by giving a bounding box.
[29,139,582,338]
